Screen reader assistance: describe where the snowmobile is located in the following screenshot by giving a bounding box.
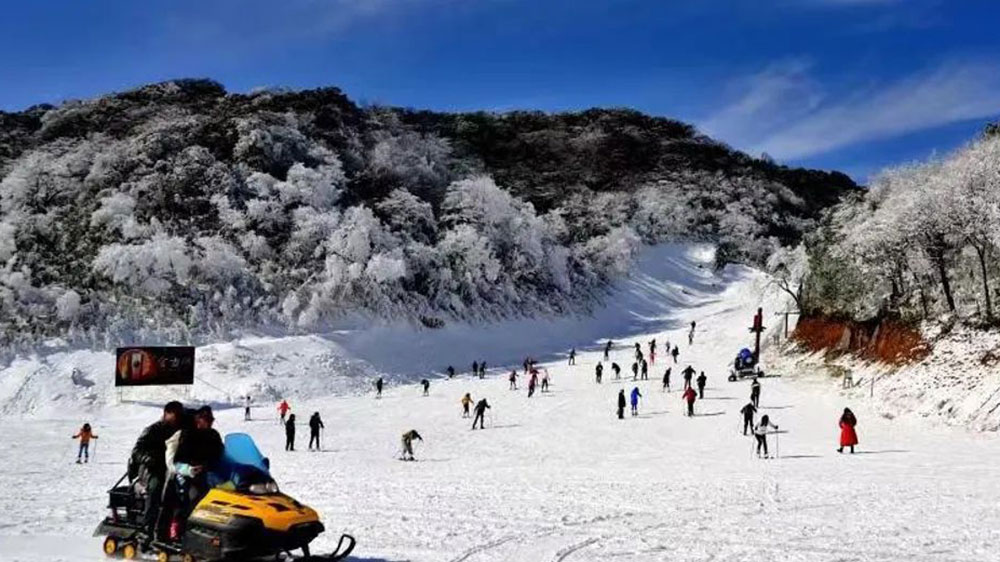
[727,347,764,381]
[95,433,355,561]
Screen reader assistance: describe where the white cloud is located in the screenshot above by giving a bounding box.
[699,60,1000,160]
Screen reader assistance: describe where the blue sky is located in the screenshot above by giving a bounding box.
[2,0,999,182]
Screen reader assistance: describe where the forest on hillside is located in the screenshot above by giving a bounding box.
[0,79,858,351]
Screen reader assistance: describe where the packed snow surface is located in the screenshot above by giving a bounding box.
[2,244,999,561]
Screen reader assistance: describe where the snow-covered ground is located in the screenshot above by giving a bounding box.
[2,244,1000,562]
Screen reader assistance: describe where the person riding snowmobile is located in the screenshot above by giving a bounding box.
[173,407,224,529]
[128,401,184,544]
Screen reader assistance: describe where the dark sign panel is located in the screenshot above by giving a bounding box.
[115,346,195,387]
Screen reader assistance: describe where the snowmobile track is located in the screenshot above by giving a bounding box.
[552,537,600,562]
[447,535,519,562]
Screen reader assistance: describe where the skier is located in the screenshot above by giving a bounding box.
[447,365,455,379]
[631,361,639,381]
[509,370,518,390]
[375,377,384,398]
[754,414,779,458]
[740,402,757,435]
[630,387,642,416]
[634,342,641,357]
[243,395,252,421]
[688,320,696,345]
[696,371,707,399]
[472,361,479,378]
[682,365,696,389]
[278,399,290,424]
[72,423,98,464]
[671,345,680,363]
[641,359,649,381]
[284,414,296,451]
[649,339,656,365]
[129,401,184,543]
[308,412,324,451]
[569,348,576,365]
[617,389,626,420]
[604,340,613,361]
[401,429,422,461]
[421,379,430,396]
[682,385,697,417]
[471,398,491,430]
[635,348,643,363]
[838,408,859,454]
[612,362,621,380]
[174,406,224,520]
[662,367,671,392]
[541,370,550,392]
[595,362,604,384]
[479,361,487,379]
[750,377,761,408]
[461,393,474,418]
[528,370,538,398]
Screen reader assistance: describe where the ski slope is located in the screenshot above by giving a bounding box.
[2,244,1000,562]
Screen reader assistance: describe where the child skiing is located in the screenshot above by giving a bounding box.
[308,412,324,451]
[461,393,474,418]
[682,386,697,417]
[630,387,642,416]
[754,414,779,458]
[838,408,859,454]
[401,430,422,461]
[696,371,707,399]
[72,423,98,463]
[472,399,491,430]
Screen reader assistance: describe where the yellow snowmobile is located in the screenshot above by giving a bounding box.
[95,433,355,561]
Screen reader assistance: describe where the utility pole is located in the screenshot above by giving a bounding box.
[749,307,766,363]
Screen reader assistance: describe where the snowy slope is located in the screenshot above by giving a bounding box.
[3,243,1000,562]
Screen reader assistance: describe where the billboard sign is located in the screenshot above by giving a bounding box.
[115,346,195,387]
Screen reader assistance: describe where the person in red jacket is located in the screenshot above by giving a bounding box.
[838,407,859,454]
[278,400,291,425]
[682,386,697,417]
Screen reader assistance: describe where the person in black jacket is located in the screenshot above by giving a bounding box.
[617,390,626,420]
[308,412,324,451]
[682,365,696,389]
[696,371,707,399]
[740,402,757,435]
[595,362,603,384]
[472,398,491,430]
[285,414,296,451]
[173,406,223,520]
[129,401,184,542]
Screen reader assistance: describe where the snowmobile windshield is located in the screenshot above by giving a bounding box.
[207,433,275,492]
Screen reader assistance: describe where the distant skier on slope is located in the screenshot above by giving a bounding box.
[569,348,576,365]
[630,387,642,416]
[649,339,656,365]
[375,378,384,399]
[285,414,296,451]
[528,370,538,397]
[682,386,697,417]
[72,423,98,464]
[641,359,649,380]
[612,362,621,380]
[682,365,696,389]
[541,369,550,392]
[696,371,707,399]
[479,361,487,379]
[596,362,604,384]
[671,346,680,363]
[632,361,639,381]
[447,365,455,379]
[461,393,474,418]
[278,399,291,424]
[509,370,518,390]
[472,361,479,378]
[308,412,324,451]
[750,377,761,408]
[243,395,252,421]
[740,402,757,435]
[662,367,671,392]
[754,414,779,458]
[401,430,422,461]
[617,390,626,420]
[838,408,859,454]
[604,340,613,361]
[421,379,430,396]
[471,398,491,430]
[688,321,696,345]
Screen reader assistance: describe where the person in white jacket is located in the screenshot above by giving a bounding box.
[754,415,779,458]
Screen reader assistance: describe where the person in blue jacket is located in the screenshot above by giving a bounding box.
[630,387,642,416]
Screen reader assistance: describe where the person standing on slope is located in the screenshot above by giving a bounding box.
[671,345,680,363]
[541,369,550,392]
[595,362,603,384]
[662,367,671,392]
[285,414,296,451]
[375,378,384,398]
[471,398,491,430]
[72,423,98,464]
[754,414,779,458]
[479,361,487,379]
[641,359,649,381]
[617,390,627,420]
[696,371,707,399]
[421,379,430,396]
[612,362,621,380]
[243,395,252,421]
[630,387,642,416]
[472,361,479,378]
[750,377,761,408]
[631,361,639,381]
[509,370,518,390]
[682,385,697,417]
[682,365,696,390]
[838,408,859,454]
[278,399,290,424]
[569,348,576,366]
[740,402,757,435]
[604,340,613,361]
[401,430,422,461]
[688,320,696,345]
[461,393,474,418]
[308,412,324,451]
[528,370,538,398]
[447,365,455,379]
[649,339,656,365]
